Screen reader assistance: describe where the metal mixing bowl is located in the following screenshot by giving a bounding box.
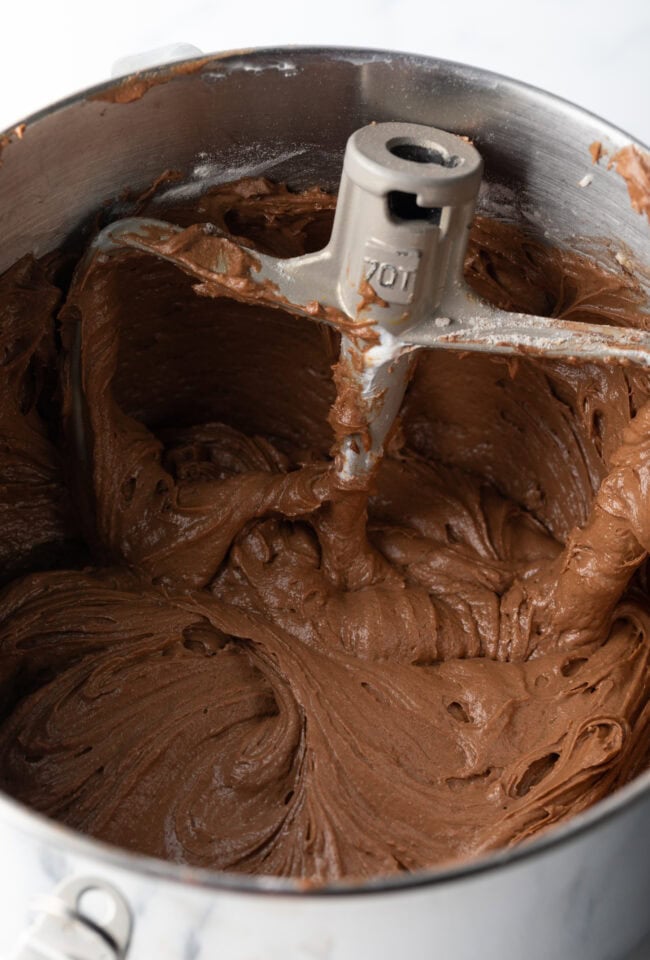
[0,47,648,960]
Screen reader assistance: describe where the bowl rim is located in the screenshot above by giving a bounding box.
[1,44,647,151]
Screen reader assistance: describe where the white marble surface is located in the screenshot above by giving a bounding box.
[1,0,649,143]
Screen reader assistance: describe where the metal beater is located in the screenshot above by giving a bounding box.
[72,122,650,482]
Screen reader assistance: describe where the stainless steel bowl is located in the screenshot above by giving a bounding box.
[0,47,648,960]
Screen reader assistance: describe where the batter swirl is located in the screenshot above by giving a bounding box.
[0,178,649,881]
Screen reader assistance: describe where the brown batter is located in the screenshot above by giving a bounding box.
[0,176,649,882]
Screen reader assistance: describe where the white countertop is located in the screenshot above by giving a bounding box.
[1,0,649,143]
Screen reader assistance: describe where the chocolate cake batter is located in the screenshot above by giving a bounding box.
[0,176,649,882]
